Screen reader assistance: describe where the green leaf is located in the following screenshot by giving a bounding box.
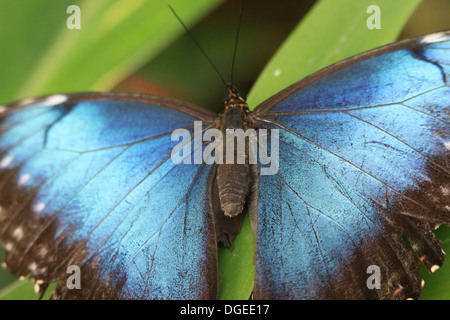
[247,0,422,108]
[0,0,223,104]
[419,226,450,300]
[219,0,423,300]
[0,280,37,300]
[0,278,57,300]
[0,278,39,300]
[218,213,255,300]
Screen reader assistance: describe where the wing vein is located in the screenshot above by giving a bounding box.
[256,117,434,214]
[252,85,445,117]
[344,111,450,175]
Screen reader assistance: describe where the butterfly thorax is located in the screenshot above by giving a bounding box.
[215,84,253,217]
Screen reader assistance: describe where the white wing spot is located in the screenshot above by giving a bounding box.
[421,32,449,44]
[42,94,68,107]
[33,202,46,213]
[441,186,449,196]
[421,279,425,288]
[0,106,6,114]
[273,69,281,77]
[13,227,23,240]
[34,279,44,294]
[18,173,31,186]
[431,265,440,273]
[28,262,38,272]
[444,141,450,151]
[0,156,13,168]
[4,242,13,252]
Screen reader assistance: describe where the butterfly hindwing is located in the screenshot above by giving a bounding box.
[250,31,450,299]
[0,93,219,299]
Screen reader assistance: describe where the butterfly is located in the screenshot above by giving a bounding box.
[0,27,449,300]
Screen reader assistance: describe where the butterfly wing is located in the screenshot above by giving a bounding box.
[0,92,219,299]
[250,30,450,299]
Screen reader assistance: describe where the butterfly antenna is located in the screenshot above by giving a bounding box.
[230,0,244,85]
[169,5,227,88]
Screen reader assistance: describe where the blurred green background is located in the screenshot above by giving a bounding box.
[0,0,449,300]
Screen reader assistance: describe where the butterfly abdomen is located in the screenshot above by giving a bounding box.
[216,85,254,217]
[216,163,251,216]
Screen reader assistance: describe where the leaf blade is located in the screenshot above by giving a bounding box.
[0,0,224,103]
[247,0,422,108]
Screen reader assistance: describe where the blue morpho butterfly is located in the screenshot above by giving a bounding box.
[0,28,449,300]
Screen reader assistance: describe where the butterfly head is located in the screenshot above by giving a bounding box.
[224,83,248,110]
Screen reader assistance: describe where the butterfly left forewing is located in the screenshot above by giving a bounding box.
[0,93,219,299]
[250,30,450,299]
